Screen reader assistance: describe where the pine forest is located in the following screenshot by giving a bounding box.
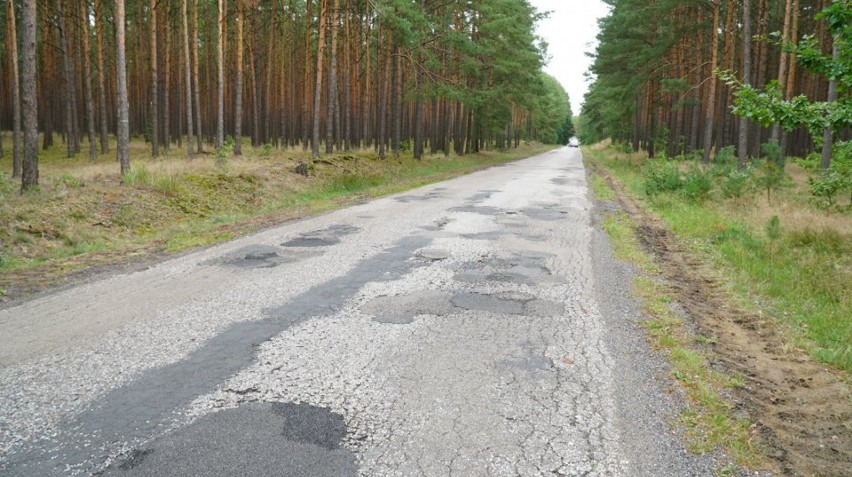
[581,0,850,168]
[0,0,574,191]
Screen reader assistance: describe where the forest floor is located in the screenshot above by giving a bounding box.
[584,142,851,476]
[0,137,554,307]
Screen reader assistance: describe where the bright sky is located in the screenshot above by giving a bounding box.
[530,0,612,114]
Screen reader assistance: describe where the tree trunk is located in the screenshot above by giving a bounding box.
[116,0,130,176]
[163,8,171,152]
[235,2,244,155]
[820,38,840,170]
[149,0,159,157]
[8,0,22,177]
[302,0,313,150]
[738,0,752,169]
[95,0,109,153]
[216,0,225,148]
[702,0,720,165]
[58,0,77,158]
[78,0,97,161]
[326,0,339,154]
[342,0,352,151]
[312,0,328,157]
[392,47,402,158]
[21,0,39,191]
[191,0,203,152]
[182,0,195,158]
[770,0,793,144]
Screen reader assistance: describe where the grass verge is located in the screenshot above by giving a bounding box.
[584,143,851,372]
[589,162,764,469]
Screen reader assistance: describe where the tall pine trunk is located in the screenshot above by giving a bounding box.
[116,0,130,176]
[216,0,225,148]
[234,3,244,156]
[8,0,22,177]
[770,0,793,144]
[326,0,339,154]
[21,0,39,191]
[96,0,109,154]
[182,0,195,159]
[149,0,159,157]
[820,38,840,170]
[738,0,752,169]
[192,0,203,152]
[702,0,720,165]
[58,0,77,158]
[311,0,328,157]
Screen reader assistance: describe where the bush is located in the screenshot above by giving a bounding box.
[721,168,754,199]
[809,170,848,208]
[216,136,235,169]
[681,167,713,202]
[714,145,736,166]
[756,141,788,204]
[643,160,682,197]
[259,143,274,157]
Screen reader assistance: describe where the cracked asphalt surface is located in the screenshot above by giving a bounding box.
[0,148,715,476]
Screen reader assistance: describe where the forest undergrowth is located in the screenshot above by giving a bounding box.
[586,141,850,371]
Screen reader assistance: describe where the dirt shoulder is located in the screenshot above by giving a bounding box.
[591,162,851,476]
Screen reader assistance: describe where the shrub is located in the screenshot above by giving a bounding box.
[215,136,235,169]
[643,160,682,197]
[259,143,274,157]
[756,141,788,204]
[714,145,736,166]
[681,167,713,202]
[809,170,847,208]
[55,173,82,189]
[721,168,754,199]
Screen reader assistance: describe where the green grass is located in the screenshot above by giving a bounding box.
[587,162,764,468]
[585,145,851,372]
[590,174,616,201]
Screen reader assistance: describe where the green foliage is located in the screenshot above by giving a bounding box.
[643,160,682,197]
[720,1,852,166]
[755,141,788,204]
[54,173,82,189]
[714,146,736,166]
[720,168,754,199]
[681,167,713,202]
[809,171,847,208]
[557,115,575,145]
[259,143,274,157]
[216,136,235,169]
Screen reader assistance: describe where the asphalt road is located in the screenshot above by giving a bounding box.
[0,148,715,476]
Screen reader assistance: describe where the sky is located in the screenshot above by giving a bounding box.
[529,0,612,114]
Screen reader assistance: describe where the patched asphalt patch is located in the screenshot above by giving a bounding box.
[282,224,360,248]
[275,402,347,450]
[394,191,444,203]
[420,217,451,231]
[451,292,525,315]
[363,290,562,324]
[448,205,503,216]
[521,205,570,221]
[465,190,500,202]
[460,231,504,241]
[104,402,356,476]
[216,245,320,269]
[416,248,451,261]
[363,291,454,324]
